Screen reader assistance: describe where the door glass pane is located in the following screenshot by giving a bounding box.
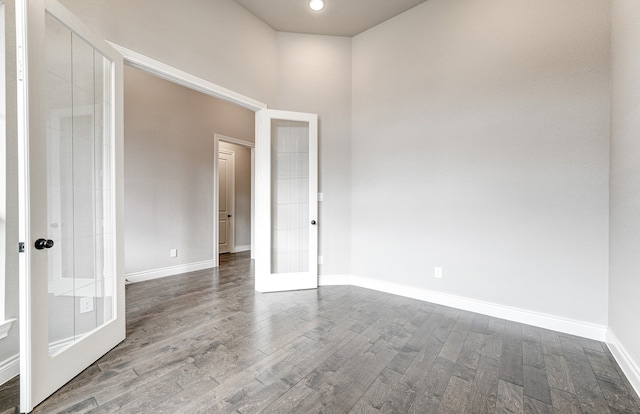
[45,14,114,355]
[271,120,309,274]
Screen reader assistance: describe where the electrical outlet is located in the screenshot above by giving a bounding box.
[318,256,323,265]
[170,248,178,258]
[80,297,94,314]
[434,267,443,279]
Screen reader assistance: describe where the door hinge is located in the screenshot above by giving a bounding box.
[18,242,25,253]
[17,46,24,81]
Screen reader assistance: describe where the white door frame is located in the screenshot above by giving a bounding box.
[108,43,266,112]
[213,134,255,265]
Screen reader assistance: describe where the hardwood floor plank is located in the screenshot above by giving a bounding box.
[474,356,500,399]
[470,313,490,334]
[438,329,469,363]
[404,357,455,413]
[523,338,545,370]
[0,252,635,414]
[550,388,582,414]
[523,365,551,405]
[452,331,483,382]
[523,395,553,414]
[596,374,640,413]
[349,367,403,412]
[585,348,623,381]
[481,331,503,361]
[436,375,473,414]
[466,386,497,414]
[499,340,524,386]
[544,354,576,394]
[260,382,315,414]
[496,379,524,414]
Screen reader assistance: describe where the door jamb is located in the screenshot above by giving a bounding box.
[214,134,255,266]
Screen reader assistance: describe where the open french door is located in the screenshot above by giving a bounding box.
[255,109,318,292]
[16,0,124,411]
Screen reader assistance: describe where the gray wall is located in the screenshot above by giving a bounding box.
[610,0,640,381]
[1,0,20,365]
[277,32,352,276]
[59,0,278,106]
[351,0,610,324]
[124,66,254,274]
[219,141,251,249]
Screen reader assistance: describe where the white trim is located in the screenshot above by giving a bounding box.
[0,318,15,340]
[607,328,640,397]
[0,3,7,326]
[318,274,607,341]
[0,354,19,386]
[233,245,251,253]
[251,148,255,260]
[125,260,216,284]
[107,42,267,112]
[47,336,75,356]
[318,275,352,286]
[216,134,255,148]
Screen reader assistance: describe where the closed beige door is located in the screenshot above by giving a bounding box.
[218,149,235,254]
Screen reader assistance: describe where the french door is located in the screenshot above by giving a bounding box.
[16,0,124,411]
[255,109,318,292]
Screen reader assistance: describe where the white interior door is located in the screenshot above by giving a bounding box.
[16,0,125,411]
[255,109,318,292]
[218,149,234,254]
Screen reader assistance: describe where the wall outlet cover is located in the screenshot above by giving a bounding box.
[434,267,443,279]
[80,297,94,314]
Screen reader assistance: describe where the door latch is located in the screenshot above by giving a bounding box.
[18,242,25,253]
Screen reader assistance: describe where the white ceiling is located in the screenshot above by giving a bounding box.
[232,0,429,37]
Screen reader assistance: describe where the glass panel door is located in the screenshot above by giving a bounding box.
[271,120,310,274]
[17,0,124,411]
[256,110,318,292]
[45,12,114,356]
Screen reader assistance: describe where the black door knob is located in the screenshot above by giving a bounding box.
[311,220,317,225]
[35,238,54,250]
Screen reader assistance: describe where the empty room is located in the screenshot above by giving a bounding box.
[1,0,640,412]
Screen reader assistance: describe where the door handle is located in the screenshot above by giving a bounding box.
[228,214,232,218]
[35,238,54,250]
[311,220,317,225]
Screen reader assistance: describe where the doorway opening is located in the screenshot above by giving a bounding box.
[214,134,255,265]
[121,56,259,283]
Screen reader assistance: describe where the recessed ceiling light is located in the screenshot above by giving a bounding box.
[309,0,324,11]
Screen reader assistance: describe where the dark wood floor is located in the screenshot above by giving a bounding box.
[2,252,639,413]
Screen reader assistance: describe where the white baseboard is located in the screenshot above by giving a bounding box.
[606,329,640,398]
[233,245,251,253]
[126,260,216,283]
[319,274,606,341]
[0,354,19,386]
[318,275,352,286]
[0,319,16,340]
